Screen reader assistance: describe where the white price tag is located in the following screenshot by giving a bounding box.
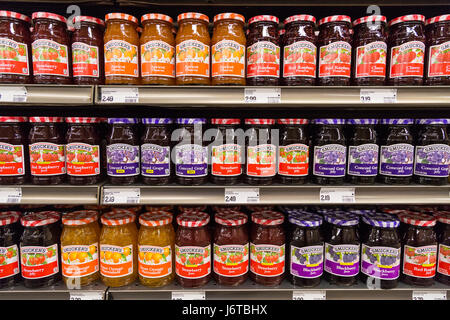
[244,88,281,103]
[412,291,447,300]
[0,87,27,102]
[360,89,397,104]
[101,87,139,103]
[103,188,140,204]
[0,188,22,203]
[172,291,206,300]
[293,290,326,300]
[320,188,355,203]
[225,188,260,203]
[70,291,104,300]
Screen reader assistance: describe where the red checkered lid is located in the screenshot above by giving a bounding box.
[277,119,309,125]
[73,15,105,26]
[141,13,173,24]
[245,118,275,125]
[62,210,98,226]
[0,211,20,226]
[145,205,173,212]
[388,14,425,27]
[0,117,27,122]
[101,211,136,226]
[21,211,60,227]
[215,211,247,226]
[66,117,100,123]
[353,15,387,26]
[426,14,450,25]
[214,13,245,23]
[213,205,241,213]
[398,212,436,227]
[247,205,275,212]
[248,15,279,25]
[251,211,284,225]
[318,15,351,26]
[178,12,209,23]
[433,211,450,225]
[0,11,31,23]
[140,211,173,227]
[284,14,316,25]
[29,117,64,123]
[211,118,241,125]
[32,12,67,24]
[178,205,207,212]
[105,13,138,24]
[382,209,413,215]
[177,212,209,227]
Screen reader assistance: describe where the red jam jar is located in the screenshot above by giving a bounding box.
[0,211,21,288]
[434,212,450,285]
[425,14,450,85]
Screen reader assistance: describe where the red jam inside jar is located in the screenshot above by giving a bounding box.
[0,211,21,288]
[434,212,450,285]
[425,14,450,85]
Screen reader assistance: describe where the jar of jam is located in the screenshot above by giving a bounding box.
[174,118,208,185]
[71,16,105,85]
[106,118,140,185]
[29,117,66,185]
[0,117,28,185]
[66,117,101,185]
[210,118,242,185]
[140,14,175,85]
[312,119,346,185]
[141,118,172,185]
[288,212,323,287]
[387,15,426,86]
[278,119,309,184]
[211,13,246,85]
[352,15,387,85]
[0,211,21,288]
[175,212,211,288]
[346,119,379,185]
[282,15,317,86]
[434,212,450,285]
[360,213,401,289]
[0,11,31,83]
[31,12,71,84]
[324,212,360,286]
[399,212,437,287]
[104,13,140,84]
[425,15,450,85]
[245,119,277,185]
[175,12,211,85]
[250,211,285,286]
[317,15,352,86]
[20,211,61,288]
[379,119,414,185]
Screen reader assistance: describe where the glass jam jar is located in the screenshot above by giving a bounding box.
[0,211,21,288]
[312,119,346,185]
[210,119,242,185]
[106,118,140,185]
[352,15,387,85]
[140,13,175,85]
[175,212,211,288]
[379,119,414,185]
[28,117,66,185]
[346,119,379,185]
[278,119,309,185]
[65,117,101,185]
[71,16,105,85]
[317,15,352,86]
[0,117,28,185]
[425,15,450,85]
[434,212,450,285]
[245,119,277,185]
[211,13,246,85]
[246,15,280,86]
[175,12,211,85]
[387,15,426,85]
[0,11,31,83]
[282,15,317,86]
[31,12,71,84]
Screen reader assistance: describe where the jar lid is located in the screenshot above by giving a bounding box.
[247,205,275,212]
[314,119,345,125]
[211,119,240,125]
[141,13,173,24]
[0,11,31,23]
[318,15,351,26]
[21,211,60,227]
[178,12,209,23]
[62,210,98,226]
[346,119,379,125]
[277,119,309,125]
[73,15,105,26]
[215,211,247,226]
[324,212,359,226]
[288,212,322,227]
[145,205,173,212]
[32,12,67,24]
[177,212,210,227]
[212,205,241,213]
[245,119,275,125]
[178,205,208,213]
[433,211,450,225]
[0,211,20,226]
[107,118,138,124]
[101,211,135,226]
[176,118,206,124]
[66,117,100,123]
[29,117,64,123]
[346,208,376,215]
[214,13,245,23]
[140,211,173,227]
[362,212,400,228]
[388,14,425,27]
[398,212,436,227]
[353,15,387,27]
[416,119,450,125]
[284,14,316,25]
[426,14,450,25]
[380,118,414,125]
[142,118,173,124]
[105,13,138,24]
[382,208,413,215]
[0,117,27,122]
[251,211,284,225]
[248,15,279,25]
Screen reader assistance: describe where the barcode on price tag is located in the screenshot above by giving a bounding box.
[360,89,397,104]
[225,188,260,203]
[103,188,140,204]
[101,87,139,103]
[320,188,355,203]
[0,87,27,102]
[244,88,281,103]
[172,291,206,300]
[412,291,446,300]
[0,188,22,203]
[293,290,326,300]
[70,291,104,300]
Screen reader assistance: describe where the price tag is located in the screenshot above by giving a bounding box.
[172,291,206,300]
[0,188,22,203]
[412,291,447,300]
[101,87,139,103]
[103,188,140,204]
[70,291,104,300]
[244,88,281,104]
[0,86,27,102]
[320,188,355,203]
[293,290,326,300]
[225,188,260,203]
[360,89,397,104]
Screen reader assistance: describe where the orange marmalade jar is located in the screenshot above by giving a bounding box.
[176,12,211,85]
[140,14,175,84]
[212,13,246,85]
[104,13,140,84]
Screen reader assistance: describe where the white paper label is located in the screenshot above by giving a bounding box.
[0,87,27,102]
[293,290,326,300]
[225,188,260,203]
[320,188,355,203]
[244,88,281,104]
[103,188,140,204]
[69,291,104,300]
[0,188,22,203]
[101,87,139,103]
[172,291,206,300]
[360,89,397,104]
[412,291,447,300]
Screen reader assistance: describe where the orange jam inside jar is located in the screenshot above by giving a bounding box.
[176,12,211,85]
[104,13,140,84]
[140,13,175,85]
[211,13,246,85]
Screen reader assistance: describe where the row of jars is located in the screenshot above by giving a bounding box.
[0,10,449,85]
[0,206,448,289]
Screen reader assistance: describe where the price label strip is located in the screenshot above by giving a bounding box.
[412,291,447,300]
[172,291,206,300]
[360,89,397,104]
[70,291,105,300]
[293,290,326,300]
[225,188,260,203]
[0,188,22,203]
[103,188,140,204]
[101,87,139,103]
[0,86,27,102]
[320,188,355,203]
[244,88,281,104]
